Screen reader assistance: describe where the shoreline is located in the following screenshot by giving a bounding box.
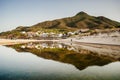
[0,39,120,46]
[0,39,60,45]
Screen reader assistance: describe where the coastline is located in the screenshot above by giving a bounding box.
[0,38,120,46]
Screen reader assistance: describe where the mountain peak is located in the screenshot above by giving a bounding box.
[75,11,88,16]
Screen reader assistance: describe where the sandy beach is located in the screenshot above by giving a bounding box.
[0,39,59,45]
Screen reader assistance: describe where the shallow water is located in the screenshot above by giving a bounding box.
[0,41,120,80]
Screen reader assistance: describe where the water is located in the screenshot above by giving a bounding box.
[0,41,120,80]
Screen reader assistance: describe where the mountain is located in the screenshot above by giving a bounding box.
[29,11,120,30]
[0,11,120,39]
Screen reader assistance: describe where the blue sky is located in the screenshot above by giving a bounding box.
[0,0,120,32]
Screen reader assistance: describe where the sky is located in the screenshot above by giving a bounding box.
[0,0,120,32]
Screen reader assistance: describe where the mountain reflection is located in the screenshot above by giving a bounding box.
[6,42,120,70]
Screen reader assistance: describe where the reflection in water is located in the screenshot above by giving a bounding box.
[6,41,120,70]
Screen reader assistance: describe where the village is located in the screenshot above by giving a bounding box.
[18,29,90,39]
